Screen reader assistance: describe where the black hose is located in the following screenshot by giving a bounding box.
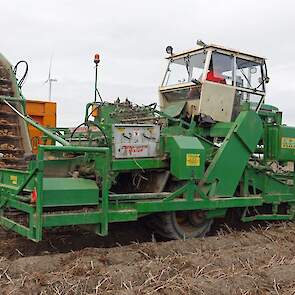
[70,122,86,142]
[70,121,108,146]
[13,60,29,89]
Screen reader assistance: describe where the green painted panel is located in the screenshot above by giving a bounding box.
[43,178,99,207]
[246,166,292,195]
[166,135,205,180]
[235,111,263,153]
[201,111,263,197]
[161,101,186,117]
[209,122,233,137]
[265,125,295,161]
[43,211,101,227]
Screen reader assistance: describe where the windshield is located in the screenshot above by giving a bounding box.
[163,52,206,86]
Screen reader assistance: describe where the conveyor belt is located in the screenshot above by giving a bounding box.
[0,59,31,169]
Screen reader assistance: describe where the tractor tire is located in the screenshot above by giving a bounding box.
[147,210,212,240]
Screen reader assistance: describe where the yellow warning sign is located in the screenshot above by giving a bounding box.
[186,153,200,166]
[10,175,17,185]
[281,137,295,149]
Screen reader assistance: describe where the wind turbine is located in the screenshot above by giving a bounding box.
[44,55,57,101]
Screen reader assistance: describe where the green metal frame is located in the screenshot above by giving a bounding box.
[1,90,295,241]
[1,125,295,242]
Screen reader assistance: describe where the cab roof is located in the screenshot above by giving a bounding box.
[167,43,266,62]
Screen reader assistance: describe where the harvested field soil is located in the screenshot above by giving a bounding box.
[1,222,295,294]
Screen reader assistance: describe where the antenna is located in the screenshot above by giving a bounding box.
[44,55,57,101]
[93,53,103,102]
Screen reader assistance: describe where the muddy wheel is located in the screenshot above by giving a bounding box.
[148,210,212,240]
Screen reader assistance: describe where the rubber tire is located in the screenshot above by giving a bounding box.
[147,211,213,240]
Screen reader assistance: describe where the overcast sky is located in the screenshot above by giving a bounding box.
[1,0,295,126]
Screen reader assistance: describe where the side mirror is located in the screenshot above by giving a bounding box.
[265,77,270,83]
[166,46,173,55]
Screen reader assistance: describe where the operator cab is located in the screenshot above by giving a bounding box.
[159,43,269,122]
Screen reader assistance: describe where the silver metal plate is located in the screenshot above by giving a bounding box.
[112,124,160,158]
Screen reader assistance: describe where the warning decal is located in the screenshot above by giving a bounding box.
[186,154,200,166]
[281,137,295,149]
[10,175,17,185]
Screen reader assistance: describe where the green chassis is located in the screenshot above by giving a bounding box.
[1,105,295,242]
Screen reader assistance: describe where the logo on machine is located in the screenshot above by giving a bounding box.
[122,144,148,154]
[281,137,295,149]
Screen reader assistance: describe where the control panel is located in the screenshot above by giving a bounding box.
[112,124,160,158]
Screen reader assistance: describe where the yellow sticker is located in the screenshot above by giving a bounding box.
[186,154,200,166]
[281,137,295,149]
[117,127,125,133]
[10,175,17,185]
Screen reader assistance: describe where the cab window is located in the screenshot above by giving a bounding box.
[207,52,234,85]
[163,52,206,86]
[235,58,264,91]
